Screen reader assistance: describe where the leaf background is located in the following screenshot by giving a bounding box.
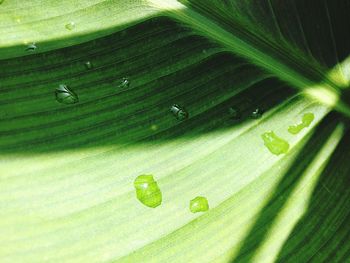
[0,0,349,262]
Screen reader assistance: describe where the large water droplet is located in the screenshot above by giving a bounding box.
[228,107,241,120]
[134,174,162,208]
[170,104,189,121]
[301,112,314,126]
[55,84,79,105]
[288,112,315,135]
[117,78,130,89]
[25,43,37,52]
[84,61,93,70]
[190,196,209,213]
[251,108,263,119]
[261,131,289,155]
[65,22,76,31]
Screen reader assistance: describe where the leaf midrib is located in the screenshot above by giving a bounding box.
[149,0,350,117]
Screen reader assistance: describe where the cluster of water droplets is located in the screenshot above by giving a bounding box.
[24,20,77,53]
[134,174,209,213]
[228,105,264,121]
[227,101,314,156]
[17,19,318,212]
[54,67,133,105]
[288,113,315,134]
[261,112,314,156]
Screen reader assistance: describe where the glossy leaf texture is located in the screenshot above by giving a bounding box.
[0,1,349,263]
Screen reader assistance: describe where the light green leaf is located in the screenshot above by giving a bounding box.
[0,1,349,263]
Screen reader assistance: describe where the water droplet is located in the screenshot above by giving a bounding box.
[251,108,263,119]
[261,131,289,155]
[190,196,209,213]
[84,61,93,69]
[65,22,76,31]
[170,104,189,121]
[288,112,315,135]
[55,84,79,105]
[228,107,241,120]
[302,113,315,127]
[117,78,130,89]
[25,43,37,52]
[134,174,162,208]
[150,124,158,131]
[288,124,303,134]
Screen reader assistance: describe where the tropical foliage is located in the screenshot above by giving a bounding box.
[0,0,349,262]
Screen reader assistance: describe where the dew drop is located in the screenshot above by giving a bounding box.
[251,108,263,119]
[288,125,303,135]
[228,107,241,120]
[302,113,314,127]
[134,174,162,208]
[117,77,130,89]
[84,61,93,70]
[170,104,188,121]
[261,131,289,155]
[25,43,37,52]
[65,22,76,31]
[190,196,209,213]
[55,84,79,105]
[288,112,314,135]
[150,124,158,131]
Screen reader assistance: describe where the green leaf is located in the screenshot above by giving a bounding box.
[0,1,349,263]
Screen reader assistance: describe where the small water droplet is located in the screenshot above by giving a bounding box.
[25,43,37,52]
[251,108,263,119]
[55,84,79,105]
[117,78,130,89]
[65,22,76,31]
[261,131,289,155]
[170,104,188,121]
[288,125,303,135]
[228,107,241,120]
[84,61,93,69]
[288,112,315,135]
[134,174,162,208]
[190,196,209,213]
[150,124,158,131]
